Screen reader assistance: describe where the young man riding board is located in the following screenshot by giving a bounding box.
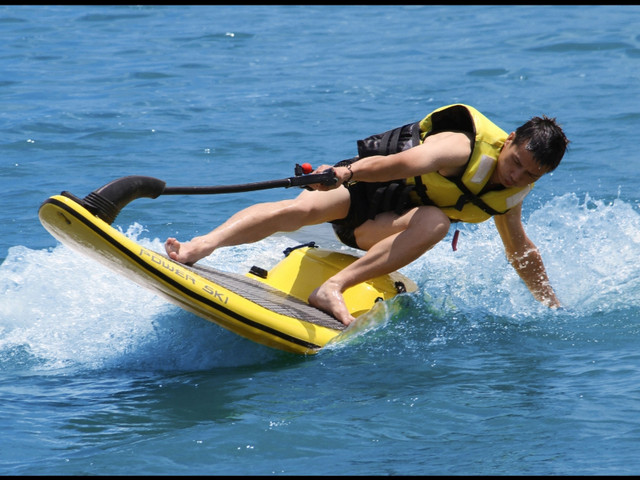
[165,104,569,325]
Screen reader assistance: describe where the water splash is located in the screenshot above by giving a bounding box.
[402,193,640,317]
[0,224,287,373]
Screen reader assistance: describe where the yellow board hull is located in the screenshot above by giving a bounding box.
[38,193,417,355]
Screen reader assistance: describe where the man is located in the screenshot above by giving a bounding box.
[165,104,569,325]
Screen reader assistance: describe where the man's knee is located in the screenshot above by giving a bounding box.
[412,206,451,244]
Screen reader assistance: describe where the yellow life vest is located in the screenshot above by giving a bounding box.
[407,104,532,223]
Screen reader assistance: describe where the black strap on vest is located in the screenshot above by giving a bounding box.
[450,177,506,216]
[411,174,507,216]
[412,175,432,206]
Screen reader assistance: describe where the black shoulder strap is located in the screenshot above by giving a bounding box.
[412,175,432,206]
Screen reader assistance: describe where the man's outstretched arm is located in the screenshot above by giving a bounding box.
[494,203,562,308]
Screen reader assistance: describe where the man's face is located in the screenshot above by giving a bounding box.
[495,132,549,188]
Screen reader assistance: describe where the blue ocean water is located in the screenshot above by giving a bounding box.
[1,4,640,475]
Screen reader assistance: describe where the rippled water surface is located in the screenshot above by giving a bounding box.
[1,5,640,475]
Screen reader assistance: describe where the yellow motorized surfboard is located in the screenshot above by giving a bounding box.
[38,176,416,355]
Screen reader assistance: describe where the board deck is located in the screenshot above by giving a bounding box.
[38,192,417,354]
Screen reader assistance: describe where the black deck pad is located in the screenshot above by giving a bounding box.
[185,261,346,331]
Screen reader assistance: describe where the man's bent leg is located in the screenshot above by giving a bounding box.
[309,206,450,324]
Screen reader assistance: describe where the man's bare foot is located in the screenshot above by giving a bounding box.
[164,237,210,265]
[309,281,356,326]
